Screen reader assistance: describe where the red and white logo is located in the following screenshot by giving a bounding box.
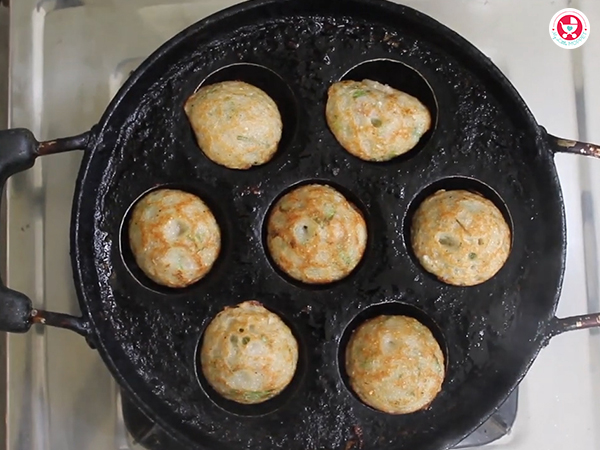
[549,8,590,49]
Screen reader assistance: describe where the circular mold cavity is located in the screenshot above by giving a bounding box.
[334,58,439,163]
[189,63,299,170]
[193,301,306,417]
[403,177,514,286]
[119,184,231,296]
[338,302,448,414]
[261,180,371,289]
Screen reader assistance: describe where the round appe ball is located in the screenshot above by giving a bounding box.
[345,315,445,414]
[411,189,511,286]
[326,79,432,161]
[200,301,299,404]
[128,189,221,288]
[184,80,283,170]
[267,184,367,284]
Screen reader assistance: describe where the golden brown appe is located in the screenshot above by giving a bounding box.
[326,79,431,161]
[411,189,511,286]
[200,301,298,404]
[345,315,445,414]
[184,81,282,169]
[128,189,221,288]
[267,184,367,284]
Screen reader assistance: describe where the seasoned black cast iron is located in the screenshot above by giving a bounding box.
[1,1,600,449]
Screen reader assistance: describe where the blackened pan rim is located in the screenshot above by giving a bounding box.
[261,178,372,290]
[403,175,515,287]
[192,299,307,417]
[337,300,448,414]
[118,183,230,296]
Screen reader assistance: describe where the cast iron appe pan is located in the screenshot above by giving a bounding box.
[1,1,600,450]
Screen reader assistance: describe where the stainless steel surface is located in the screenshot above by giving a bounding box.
[1,4,10,449]
[6,2,239,449]
[4,0,600,449]
[0,4,7,130]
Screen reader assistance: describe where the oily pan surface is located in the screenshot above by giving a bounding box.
[75,3,565,450]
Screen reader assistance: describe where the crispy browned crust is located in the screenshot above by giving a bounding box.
[128,189,221,288]
[326,79,431,161]
[184,81,282,170]
[345,315,444,414]
[267,184,367,284]
[200,301,298,404]
[411,189,511,286]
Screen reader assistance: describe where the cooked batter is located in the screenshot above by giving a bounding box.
[411,189,511,286]
[128,188,221,288]
[345,315,445,414]
[184,80,283,169]
[200,301,298,404]
[266,184,367,284]
[326,79,431,161]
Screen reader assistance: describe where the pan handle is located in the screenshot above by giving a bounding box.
[546,132,600,158]
[544,130,600,336]
[548,314,600,338]
[0,128,92,339]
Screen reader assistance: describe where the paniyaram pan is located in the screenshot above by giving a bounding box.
[1,1,599,449]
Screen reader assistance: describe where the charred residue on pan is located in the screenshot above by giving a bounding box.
[79,6,563,450]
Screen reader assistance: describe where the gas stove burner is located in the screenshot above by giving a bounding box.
[120,388,518,450]
[455,389,517,448]
[121,391,180,450]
